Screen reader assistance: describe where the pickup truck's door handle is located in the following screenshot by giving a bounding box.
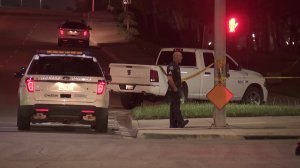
[204,72,211,75]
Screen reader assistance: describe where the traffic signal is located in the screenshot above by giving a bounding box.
[228,18,238,33]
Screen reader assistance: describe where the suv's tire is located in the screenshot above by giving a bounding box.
[17,106,31,131]
[242,86,263,105]
[95,109,108,133]
[58,39,63,47]
[120,93,142,109]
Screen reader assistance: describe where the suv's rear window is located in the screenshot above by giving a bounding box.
[62,22,87,29]
[27,56,103,77]
[157,51,196,66]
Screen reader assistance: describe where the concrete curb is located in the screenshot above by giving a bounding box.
[132,117,300,140]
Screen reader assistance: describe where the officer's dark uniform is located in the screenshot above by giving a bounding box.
[167,61,185,128]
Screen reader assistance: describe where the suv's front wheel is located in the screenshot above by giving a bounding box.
[17,106,31,131]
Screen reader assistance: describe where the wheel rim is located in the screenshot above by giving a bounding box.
[246,91,261,105]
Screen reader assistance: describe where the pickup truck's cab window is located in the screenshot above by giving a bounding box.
[203,52,239,71]
[157,51,196,67]
[203,52,215,68]
[226,57,239,70]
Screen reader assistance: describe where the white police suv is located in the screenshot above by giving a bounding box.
[15,50,110,132]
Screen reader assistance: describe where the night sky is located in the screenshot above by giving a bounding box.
[1,0,76,10]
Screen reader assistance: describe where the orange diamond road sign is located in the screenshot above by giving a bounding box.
[206,84,234,110]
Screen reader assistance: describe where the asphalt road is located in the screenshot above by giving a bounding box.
[0,10,299,168]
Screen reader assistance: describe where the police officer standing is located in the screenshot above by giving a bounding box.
[167,51,189,128]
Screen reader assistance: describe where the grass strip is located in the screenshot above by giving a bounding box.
[132,103,300,120]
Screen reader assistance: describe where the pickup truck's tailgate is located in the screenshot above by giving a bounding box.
[110,64,152,85]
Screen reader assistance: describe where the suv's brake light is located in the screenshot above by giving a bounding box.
[59,29,64,35]
[97,80,106,95]
[150,70,159,82]
[26,77,34,92]
[83,30,88,37]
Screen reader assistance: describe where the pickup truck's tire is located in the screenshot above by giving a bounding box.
[121,93,142,109]
[17,106,31,131]
[95,109,108,133]
[242,86,263,105]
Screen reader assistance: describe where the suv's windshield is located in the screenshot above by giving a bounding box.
[62,22,87,29]
[27,56,103,77]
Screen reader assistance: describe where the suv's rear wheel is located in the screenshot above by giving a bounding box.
[95,109,108,133]
[242,86,263,105]
[17,106,31,131]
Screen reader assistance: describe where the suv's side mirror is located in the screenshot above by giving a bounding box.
[88,26,92,30]
[14,67,26,78]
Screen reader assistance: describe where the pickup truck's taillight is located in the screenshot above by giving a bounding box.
[25,77,34,93]
[150,70,159,82]
[97,80,106,95]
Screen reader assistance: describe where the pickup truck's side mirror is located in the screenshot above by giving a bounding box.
[87,26,92,30]
[14,67,26,78]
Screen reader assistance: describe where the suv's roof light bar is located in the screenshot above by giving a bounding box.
[36,50,91,55]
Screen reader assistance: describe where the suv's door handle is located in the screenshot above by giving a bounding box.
[204,72,211,75]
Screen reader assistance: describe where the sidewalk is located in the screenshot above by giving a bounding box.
[132,116,300,139]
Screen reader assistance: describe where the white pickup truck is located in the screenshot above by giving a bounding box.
[109,48,268,109]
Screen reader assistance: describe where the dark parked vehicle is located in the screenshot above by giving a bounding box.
[57,20,92,47]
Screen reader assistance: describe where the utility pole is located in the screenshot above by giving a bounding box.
[213,0,227,127]
[123,0,131,31]
[20,0,23,7]
[40,0,42,9]
[0,0,2,7]
[124,3,129,31]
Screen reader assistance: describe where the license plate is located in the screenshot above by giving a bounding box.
[58,84,73,91]
[125,85,134,90]
[68,31,78,35]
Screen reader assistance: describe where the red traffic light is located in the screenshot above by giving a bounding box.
[229,18,238,33]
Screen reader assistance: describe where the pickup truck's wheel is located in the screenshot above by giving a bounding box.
[121,93,142,109]
[17,106,31,131]
[180,84,188,104]
[95,109,108,133]
[242,86,263,105]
